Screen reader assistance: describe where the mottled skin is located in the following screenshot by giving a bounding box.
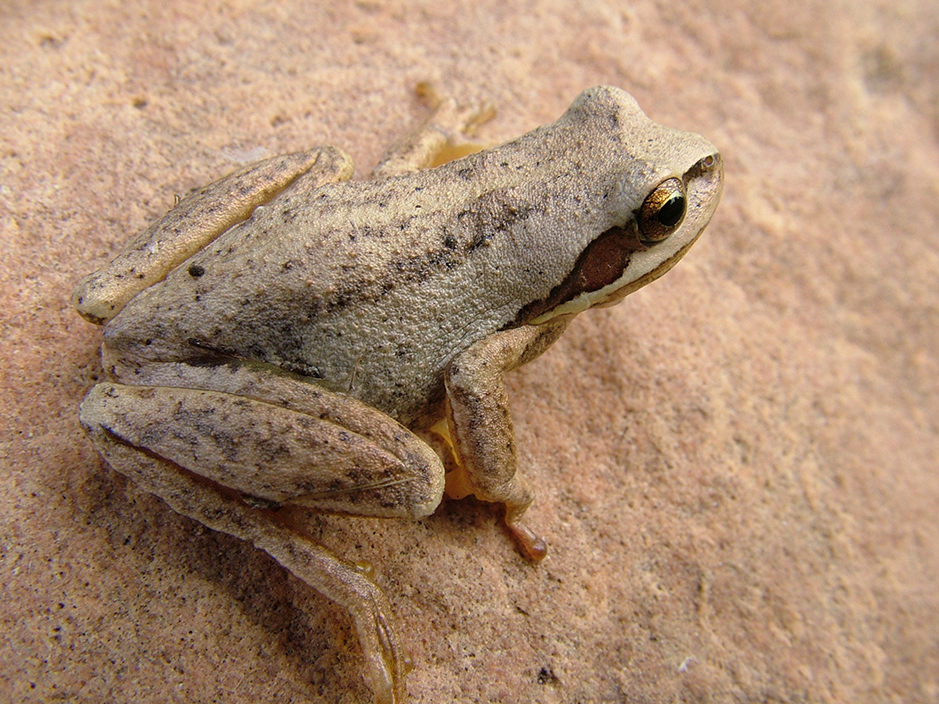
[73,86,723,703]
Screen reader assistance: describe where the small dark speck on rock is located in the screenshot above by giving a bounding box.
[537,666,560,686]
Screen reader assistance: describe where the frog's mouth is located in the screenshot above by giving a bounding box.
[522,152,723,326]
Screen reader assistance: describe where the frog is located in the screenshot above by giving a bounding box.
[72,85,723,704]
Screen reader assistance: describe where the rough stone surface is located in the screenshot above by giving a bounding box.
[2,1,938,702]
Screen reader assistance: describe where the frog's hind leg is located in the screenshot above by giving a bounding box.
[85,361,445,519]
[79,362,444,704]
[371,83,496,178]
[80,434,407,704]
[73,146,354,326]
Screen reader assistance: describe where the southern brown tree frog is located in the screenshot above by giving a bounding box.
[73,86,723,703]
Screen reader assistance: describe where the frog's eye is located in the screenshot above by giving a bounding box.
[637,178,686,244]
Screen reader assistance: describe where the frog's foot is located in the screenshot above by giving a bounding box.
[371,85,496,178]
[489,475,548,562]
[80,362,447,704]
[506,517,548,563]
[414,81,496,136]
[73,146,354,326]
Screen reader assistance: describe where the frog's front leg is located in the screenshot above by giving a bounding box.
[371,83,495,178]
[73,146,353,325]
[80,362,445,704]
[444,320,571,562]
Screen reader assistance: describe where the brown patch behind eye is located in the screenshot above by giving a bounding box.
[512,221,648,326]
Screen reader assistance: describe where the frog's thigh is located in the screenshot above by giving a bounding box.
[81,375,444,520]
[73,146,354,325]
[80,418,407,704]
[444,321,569,561]
[371,91,495,178]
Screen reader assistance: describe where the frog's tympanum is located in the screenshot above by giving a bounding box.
[73,86,723,703]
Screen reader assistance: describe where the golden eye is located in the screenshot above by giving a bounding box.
[637,178,686,244]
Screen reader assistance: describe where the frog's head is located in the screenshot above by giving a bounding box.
[525,86,723,325]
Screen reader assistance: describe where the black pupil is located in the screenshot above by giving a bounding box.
[657,193,685,227]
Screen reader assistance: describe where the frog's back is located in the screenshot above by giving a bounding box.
[104,86,715,428]
[104,160,551,427]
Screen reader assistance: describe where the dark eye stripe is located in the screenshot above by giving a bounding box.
[512,221,647,325]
